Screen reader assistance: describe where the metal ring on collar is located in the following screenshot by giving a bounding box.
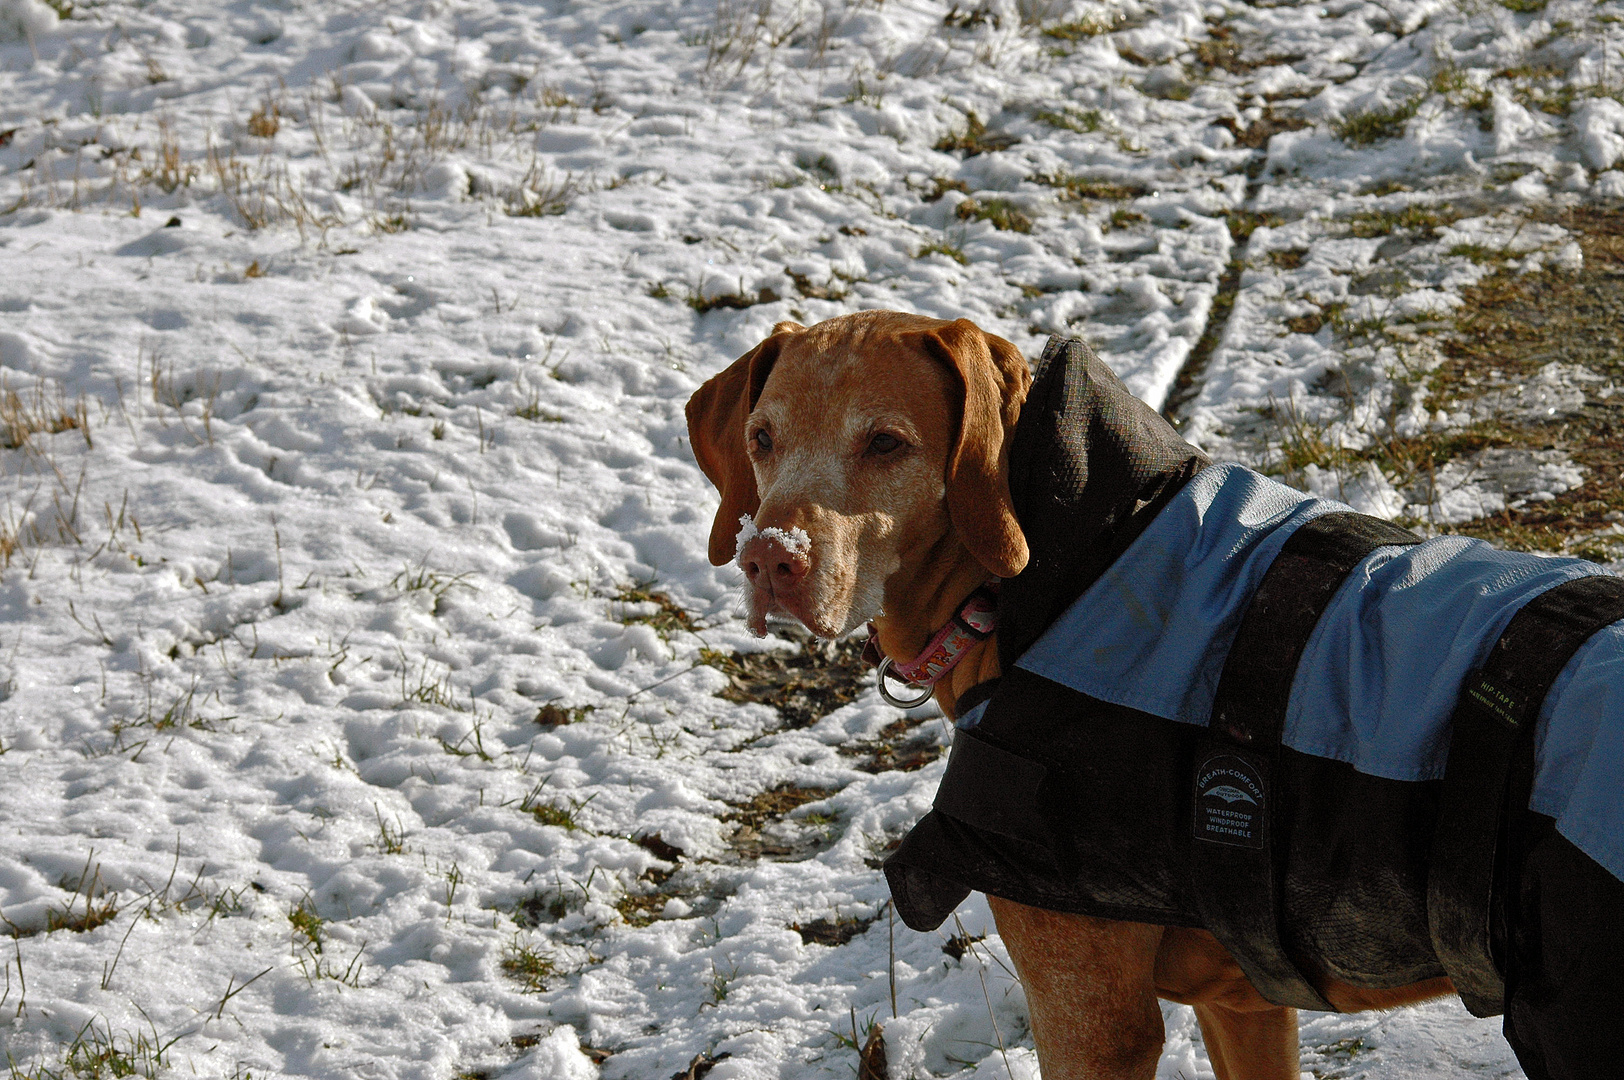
[876,657,934,709]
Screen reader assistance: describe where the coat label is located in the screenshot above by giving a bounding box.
[1463,670,1526,730]
[1194,752,1267,850]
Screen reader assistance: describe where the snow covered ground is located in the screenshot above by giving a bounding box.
[1,0,1620,1076]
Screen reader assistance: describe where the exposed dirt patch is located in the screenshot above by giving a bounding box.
[534,702,594,727]
[672,1052,730,1080]
[612,836,715,927]
[1216,107,1309,151]
[615,883,675,927]
[1195,25,1267,75]
[512,890,570,927]
[724,784,837,828]
[941,931,985,961]
[784,266,849,301]
[841,716,947,774]
[481,1034,609,1080]
[724,784,840,861]
[633,832,685,862]
[687,286,782,314]
[1284,312,1323,335]
[700,635,870,730]
[790,914,877,946]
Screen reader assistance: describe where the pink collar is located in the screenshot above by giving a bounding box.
[868,585,999,691]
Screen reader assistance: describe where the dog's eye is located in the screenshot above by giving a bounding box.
[753,429,773,453]
[868,433,901,454]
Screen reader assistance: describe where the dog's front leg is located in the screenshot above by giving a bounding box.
[988,896,1165,1079]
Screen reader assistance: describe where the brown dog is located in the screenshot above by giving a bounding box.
[685,311,1455,1080]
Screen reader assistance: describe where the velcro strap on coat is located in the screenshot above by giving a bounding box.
[1428,572,1624,1018]
[932,729,1052,852]
[1193,511,1420,1012]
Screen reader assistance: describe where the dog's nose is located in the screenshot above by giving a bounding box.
[739,534,809,593]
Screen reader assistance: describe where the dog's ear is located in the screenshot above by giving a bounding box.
[685,326,801,565]
[920,319,1032,579]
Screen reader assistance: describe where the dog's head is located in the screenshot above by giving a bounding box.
[685,311,1031,638]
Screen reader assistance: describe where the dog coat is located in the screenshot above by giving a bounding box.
[885,337,1624,1000]
[1017,462,1624,883]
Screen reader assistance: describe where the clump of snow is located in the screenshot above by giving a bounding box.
[0,0,54,43]
[734,514,811,563]
[1299,462,1405,520]
[1576,98,1624,172]
[1493,92,1555,158]
[1439,215,1572,258]
[1596,170,1624,200]
[500,1026,598,1080]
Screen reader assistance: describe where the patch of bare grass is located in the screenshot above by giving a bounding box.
[1031,107,1104,134]
[504,163,583,218]
[784,266,849,301]
[522,787,596,831]
[1240,210,1624,556]
[608,582,701,640]
[1040,13,1120,40]
[916,239,968,265]
[920,177,970,203]
[614,890,671,927]
[1416,208,1624,555]
[1,379,91,451]
[246,100,281,138]
[1223,209,1284,241]
[499,941,557,992]
[1334,95,1423,145]
[1030,171,1146,202]
[613,835,693,927]
[956,196,1032,232]
[1107,207,1147,230]
[36,857,118,936]
[1195,26,1256,74]
[943,3,999,30]
[9,1019,181,1080]
[934,112,1018,157]
[1344,203,1461,239]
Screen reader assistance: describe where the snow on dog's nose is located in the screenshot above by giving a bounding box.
[739,532,810,592]
[734,515,812,635]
